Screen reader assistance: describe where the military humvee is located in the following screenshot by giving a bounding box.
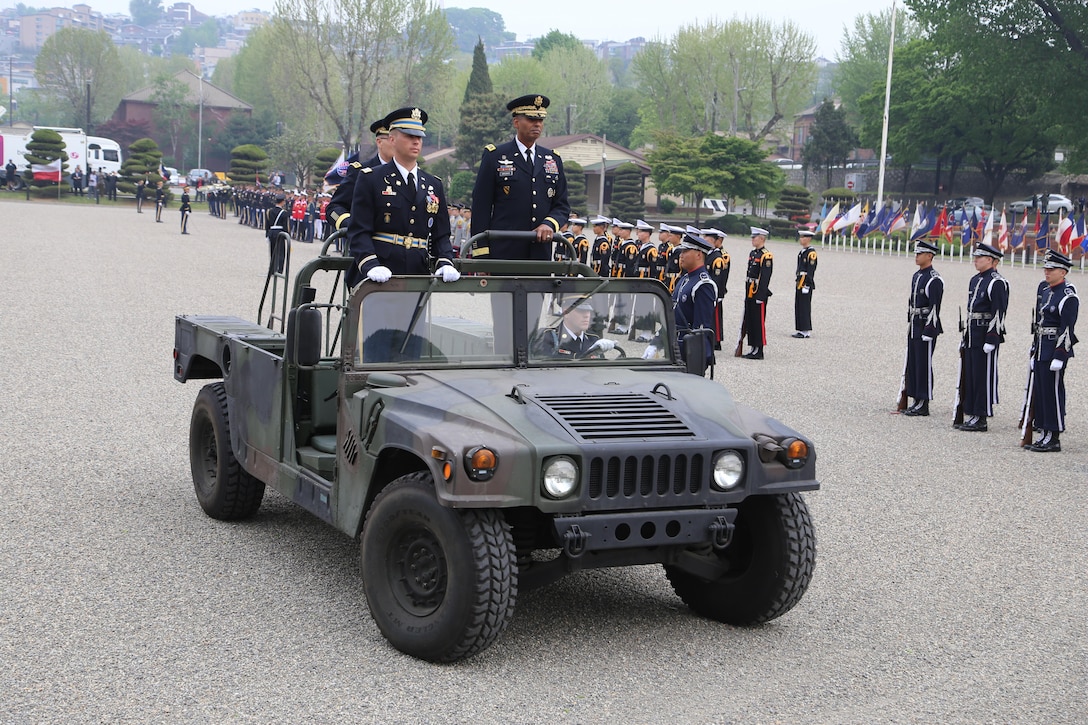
[173,233,818,662]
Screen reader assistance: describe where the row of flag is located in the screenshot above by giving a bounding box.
[815,200,1088,254]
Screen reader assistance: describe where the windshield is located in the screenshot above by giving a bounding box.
[353,287,671,367]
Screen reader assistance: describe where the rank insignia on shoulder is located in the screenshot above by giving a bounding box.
[361,167,373,174]
[484,144,496,152]
[349,161,363,170]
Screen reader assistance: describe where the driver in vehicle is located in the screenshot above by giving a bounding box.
[532,296,616,359]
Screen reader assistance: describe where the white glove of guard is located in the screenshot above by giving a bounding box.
[641,345,658,360]
[921,335,933,343]
[587,339,616,353]
[1030,357,1035,370]
[435,265,460,283]
[983,343,995,354]
[1050,359,1064,371]
[366,265,392,283]
[801,288,810,295]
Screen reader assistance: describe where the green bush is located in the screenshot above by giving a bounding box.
[658,198,677,214]
[565,160,587,216]
[821,188,857,204]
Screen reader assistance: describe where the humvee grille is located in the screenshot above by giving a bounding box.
[588,454,705,501]
[534,393,696,441]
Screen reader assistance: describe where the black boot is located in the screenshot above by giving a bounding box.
[957,415,987,432]
[743,348,764,360]
[1028,431,1061,452]
[904,399,930,416]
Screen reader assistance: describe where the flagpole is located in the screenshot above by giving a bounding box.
[876,0,897,213]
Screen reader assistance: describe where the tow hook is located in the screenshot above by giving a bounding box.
[562,524,590,558]
[709,516,735,550]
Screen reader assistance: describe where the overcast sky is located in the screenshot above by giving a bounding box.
[29,0,889,60]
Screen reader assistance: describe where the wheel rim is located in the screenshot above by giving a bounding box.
[389,525,448,617]
[195,415,218,496]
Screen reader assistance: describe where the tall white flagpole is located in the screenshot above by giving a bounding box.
[876,0,897,213]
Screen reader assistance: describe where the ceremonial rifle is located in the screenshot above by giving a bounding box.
[953,307,966,426]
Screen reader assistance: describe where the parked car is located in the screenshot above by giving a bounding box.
[947,196,985,211]
[1008,193,1074,214]
[187,168,214,186]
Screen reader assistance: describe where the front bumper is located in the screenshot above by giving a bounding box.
[552,508,737,557]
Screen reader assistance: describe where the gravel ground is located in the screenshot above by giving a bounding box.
[1,198,1085,724]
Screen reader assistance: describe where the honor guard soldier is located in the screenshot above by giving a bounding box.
[1024,250,1079,452]
[135,179,146,213]
[609,218,638,334]
[900,240,944,416]
[470,94,569,259]
[589,215,613,276]
[793,230,818,338]
[325,114,393,236]
[179,186,192,235]
[266,193,289,273]
[655,224,676,287]
[344,107,459,289]
[154,181,165,222]
[739,226,773,359]
[955,242,1008,432]
[644,226,717,369]
[630,220,662,341]
[702,228,730,349]
[569,216,590,263]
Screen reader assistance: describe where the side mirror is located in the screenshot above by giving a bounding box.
[682,332,710,377]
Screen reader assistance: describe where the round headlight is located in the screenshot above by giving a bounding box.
[543,457,578,499]
[712,451,744,491]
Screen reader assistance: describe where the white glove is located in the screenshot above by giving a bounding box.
[641,345,658,360]
[801,287,810,295]
[1030,357,1035,370]
[983,343,995,354]
[435,265,460,283]
[922,335,933,343]
[587,339,616,353]
[366,265,392,283]
[1050,359,1064,371]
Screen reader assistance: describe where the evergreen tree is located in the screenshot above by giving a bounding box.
[564,160,587,218]
[463,39,494,102]
[229,144,270,185]
[607,162,645,221]
[312,147,341,188]
[456,38,509,171]
[801,99,858,188]
[769,184,813,236]
[449,170,475,206]
[22,128,68,191]
[119,137,164,195]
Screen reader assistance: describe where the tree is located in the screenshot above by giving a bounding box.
[119,137,164,194]
[271,0,452,151]
[770,185,813,236]
[647,133,781,223]
[632,18,817,143]
[21,127,68,190]
[449,170,475,205]
[34,28,123,129]
[532,30,582,61]
[565,160,587,215]
[129,0,163,27]
[600,88,642,149]
[833,9,921,124]
[267,128,325,190]
[457,40,509,170]
[312,146,341,188]
[802,100,858,187]
[444,7,513,53]
[491,45,612,135]
[168,19,220,57]
[228,144,270,185]
[151,75,194,167]
[608,163,645,222]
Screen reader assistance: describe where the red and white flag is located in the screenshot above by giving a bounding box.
[1056,212,1075,253]
[31,157,62,181]
[997,209,1009,251]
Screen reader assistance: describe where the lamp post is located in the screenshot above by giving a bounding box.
[197,74,204,170]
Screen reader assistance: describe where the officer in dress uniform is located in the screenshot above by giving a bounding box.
[700,228,729,350]
[135,179,146,213]
[325,115,393,237]
[741,226,774,359]
[643,226,717,369]
[630,220,661,341]
[344,107,459,289]
[470,94,569,260]
[179,186,192,235]
[589,215,613,276]
[531,295,616,360]
[793,230,818,338]
[658,225,683,293]
[569,216,590,264]
[901,240,944,416]
[154,181,165,222]
[1024,250,1079,452]
[955,242,1009,432]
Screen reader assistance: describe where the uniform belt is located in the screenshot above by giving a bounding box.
[1038,326,1058,336]
[967,312,993,320]
[372,232,428,249]
[908,306,932,316]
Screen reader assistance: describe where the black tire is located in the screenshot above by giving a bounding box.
[665,493,815,625]
[360,472,517,662]
[189,382,265,520]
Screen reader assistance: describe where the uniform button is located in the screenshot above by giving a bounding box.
[533,190,537,195]
[532,217,537,222]
[410,219,415,224]
[411,206,416,211]
[532,204,537,208]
